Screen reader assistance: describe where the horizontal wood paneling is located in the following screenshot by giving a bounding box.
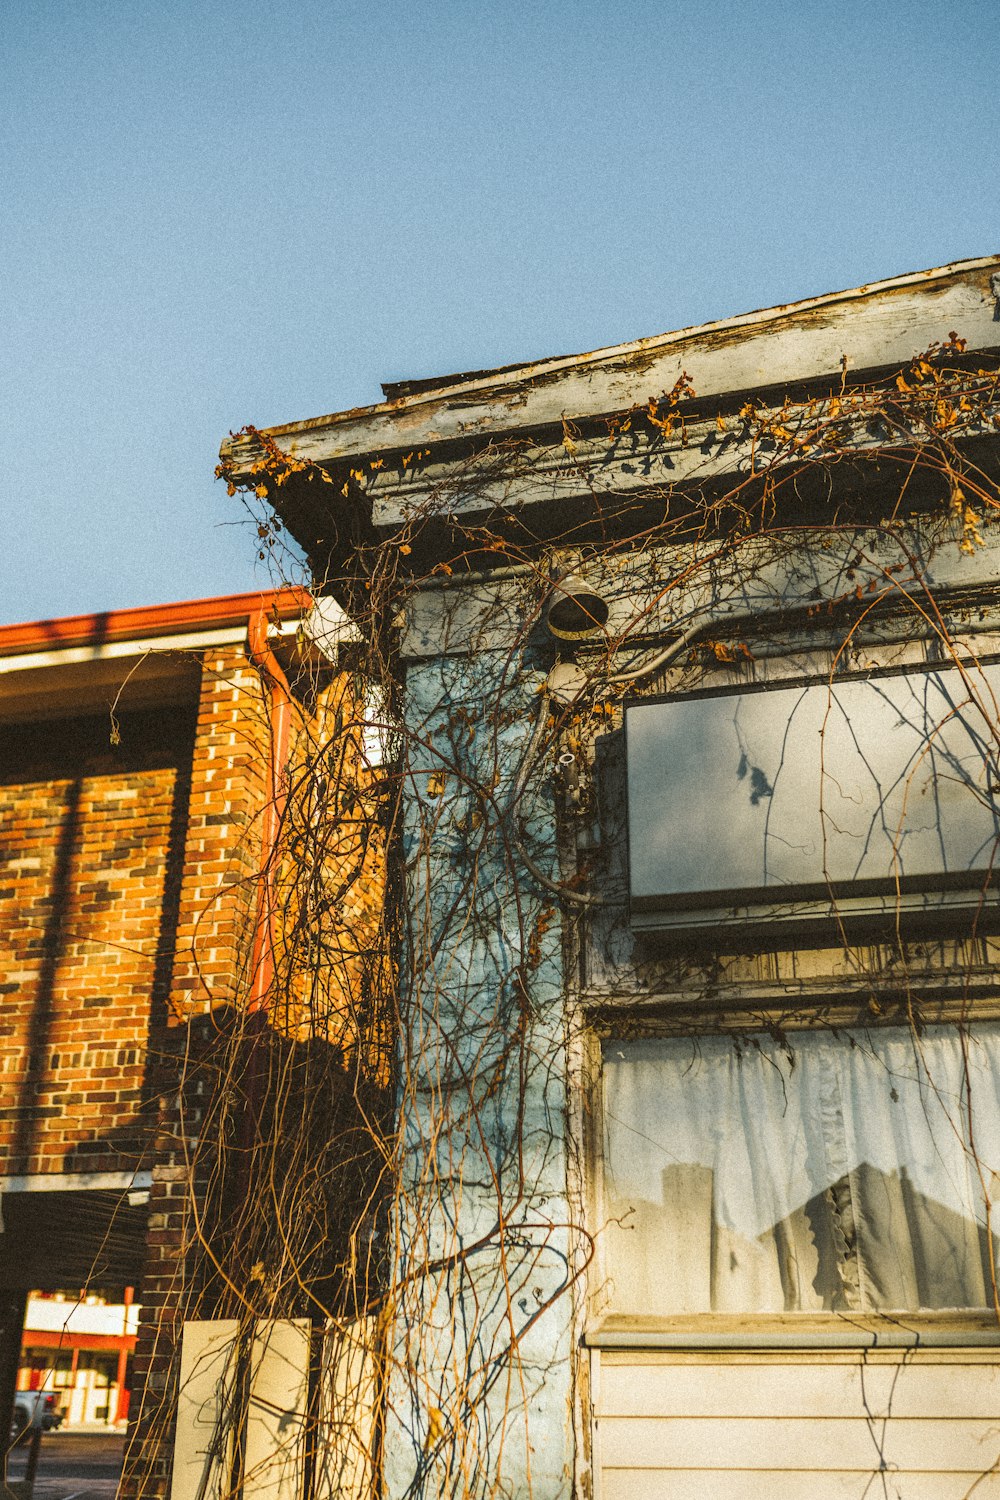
[598,1415,1000,1471]
[595,1355,1000,1495]
[599,1470,1000,1500]
[596,1358,1000,1419]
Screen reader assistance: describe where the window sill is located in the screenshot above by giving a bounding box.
[585,1313,1000,1349]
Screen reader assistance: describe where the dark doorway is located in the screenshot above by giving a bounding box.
[1,1189,147,1500]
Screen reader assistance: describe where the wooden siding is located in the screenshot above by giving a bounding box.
[593,1350,1000,1499]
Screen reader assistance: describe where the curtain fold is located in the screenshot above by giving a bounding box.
[601,1025,1000,1315]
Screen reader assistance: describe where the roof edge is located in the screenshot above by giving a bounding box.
[0,587,313,659]
[255,254,1000,443]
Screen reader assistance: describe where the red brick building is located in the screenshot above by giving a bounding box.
[0,588,328,1487]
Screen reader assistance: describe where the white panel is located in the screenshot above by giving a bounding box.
[312,1320,378,1500]
[170,1320,311,1500]
[600,1471,1000,1500]
[596,1358,1000,1420]
[170,1320,239,1500]
[244,1319,310,1500]
[598,1415,1000,1471]
[626,662,1000,930]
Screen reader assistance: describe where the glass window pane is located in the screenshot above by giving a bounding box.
[601,1025,1000,1315]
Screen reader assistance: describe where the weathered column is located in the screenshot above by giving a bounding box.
[383,574,575,1499]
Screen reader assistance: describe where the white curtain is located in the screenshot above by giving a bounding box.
[601,1025,1000,1315]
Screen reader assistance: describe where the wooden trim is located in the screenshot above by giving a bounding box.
[0,1171,153,1193]
[585,970,1000,1033]
[586,1314,1000,1350]
[0,588,312,659]
[221,257,1000,475]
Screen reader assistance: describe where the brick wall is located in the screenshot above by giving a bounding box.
[0,639,274,1500]
[119,648,393,1500]
[0,705,196,1178]
[0,644,276,1169]
[0,626,360,1500]
[121,648,272,1500]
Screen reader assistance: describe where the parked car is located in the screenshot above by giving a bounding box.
[9,1391,62,1443]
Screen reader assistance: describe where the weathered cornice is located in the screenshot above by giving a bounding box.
[220,256,1000,596]
[221,256,1000,493]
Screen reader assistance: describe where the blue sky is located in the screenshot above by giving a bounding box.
[3,0,997,623]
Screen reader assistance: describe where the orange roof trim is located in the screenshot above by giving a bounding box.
[0,588,314,658]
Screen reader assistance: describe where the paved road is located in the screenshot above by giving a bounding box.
[7,1431,123,1500]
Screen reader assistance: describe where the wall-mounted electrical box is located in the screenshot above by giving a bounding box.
[626,662,1000,937]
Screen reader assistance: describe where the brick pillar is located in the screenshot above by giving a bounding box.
[121,643,272,1500]
[168,645,271,1017]
[120,1156,194,1500]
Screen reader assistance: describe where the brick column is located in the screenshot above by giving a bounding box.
[122,643,272,1500]
[168,645,271,1017]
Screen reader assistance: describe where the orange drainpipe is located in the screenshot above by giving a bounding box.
[246,607,297,1016]
[236,609,301,1203]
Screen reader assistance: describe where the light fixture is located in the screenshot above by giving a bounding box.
[545,572,609,641]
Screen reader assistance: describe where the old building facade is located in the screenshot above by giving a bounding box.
[219,255,1000,1498]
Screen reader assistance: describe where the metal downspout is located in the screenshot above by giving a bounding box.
[247,607,296,1017]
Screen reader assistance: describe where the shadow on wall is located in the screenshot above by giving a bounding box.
[0,702,197,1180]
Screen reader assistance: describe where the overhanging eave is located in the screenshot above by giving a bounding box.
[220,256,1000,485]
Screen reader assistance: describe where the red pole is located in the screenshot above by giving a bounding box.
[114,1287,133,1424]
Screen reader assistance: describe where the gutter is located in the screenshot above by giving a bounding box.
[0,588,313,659]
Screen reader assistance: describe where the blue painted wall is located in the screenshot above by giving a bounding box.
[383,619,575,1499]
